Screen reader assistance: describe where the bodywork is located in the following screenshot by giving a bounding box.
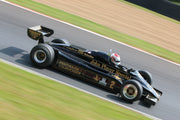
[28,25,162,105]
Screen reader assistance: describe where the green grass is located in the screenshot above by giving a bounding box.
[169,0,180,4]
[169,0,180,5]
[7,0,180,64]
[171,1,180,5]
[169,0,180,2]
[0,61,151,120]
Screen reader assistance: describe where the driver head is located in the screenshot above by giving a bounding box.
[110,53,121,65]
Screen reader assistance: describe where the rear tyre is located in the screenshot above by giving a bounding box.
[30,44,55,68]
[139,70,152,85]
[120,80,143,103]
[51,38,70,45]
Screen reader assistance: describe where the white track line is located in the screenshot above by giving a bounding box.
[1,0,180,67]
[0,58,161,120]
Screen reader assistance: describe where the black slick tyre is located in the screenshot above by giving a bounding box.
[30,44,55,68]
[120,80,143,103]
[51,38,70,45]
[139,70,152,85]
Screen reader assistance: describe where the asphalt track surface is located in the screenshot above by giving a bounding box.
[0,1,180,120]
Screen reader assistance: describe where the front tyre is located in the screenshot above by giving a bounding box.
[120,80,143,103]
[30,44,55,68]
[139,70,152,85]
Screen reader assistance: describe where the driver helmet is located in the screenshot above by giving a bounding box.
[110,53,121,65]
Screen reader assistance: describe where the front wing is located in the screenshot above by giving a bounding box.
[144,88,162,105]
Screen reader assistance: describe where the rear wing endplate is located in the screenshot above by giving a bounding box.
[27,25,54,43]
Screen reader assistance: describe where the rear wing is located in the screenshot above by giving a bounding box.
[27,25,54,43]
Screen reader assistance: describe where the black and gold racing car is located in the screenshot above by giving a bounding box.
[27,25,162,105]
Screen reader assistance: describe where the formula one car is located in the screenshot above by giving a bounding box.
[27,25,162,105]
